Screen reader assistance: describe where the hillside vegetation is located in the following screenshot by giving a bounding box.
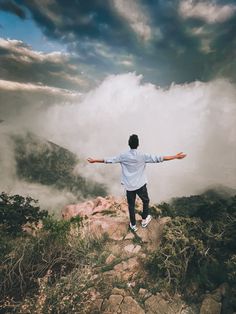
[0,188,235,313]
[12,132,107,199]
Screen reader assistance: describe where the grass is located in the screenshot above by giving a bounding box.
[101,257,123,272]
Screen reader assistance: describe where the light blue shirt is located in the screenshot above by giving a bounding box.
[104,149,164,191]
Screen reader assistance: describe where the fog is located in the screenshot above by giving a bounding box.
[1,73,236,207]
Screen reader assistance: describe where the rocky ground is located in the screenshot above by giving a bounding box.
[61,196,229,314]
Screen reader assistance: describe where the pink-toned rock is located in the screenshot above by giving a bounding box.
[133,245,142,253]
[120,296,145,314]
[102,294,123,313]
[124,244,141,254]
[136,218,169,250]
[93,298,103,312]
[124,244,135,253]
[145,294,184,314]
[86,216,128,239]
[106,254,116,264]
[200,297,221,314]
[61,200,94,219]
[111,288,126,296]
[61,196,170,246]
[114,257,139,272]
[124,232,135,240]
[62,196,128,220]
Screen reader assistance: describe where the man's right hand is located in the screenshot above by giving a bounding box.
[175,152,187,159]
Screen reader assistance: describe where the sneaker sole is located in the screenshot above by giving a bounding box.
[141,218,152,228]
[129,225,138,232]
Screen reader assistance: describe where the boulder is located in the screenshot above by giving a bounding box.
[136,218,169,250]
[102,294,123,313]
[120,296,145,314]
[200,297,221,314]
[111,288,126,296]
[114,257,139,272]
[92,298,103,312]
[124,244,141,254]
[124,232,135,240]
[62,196,170,245]
[145,294,183,314]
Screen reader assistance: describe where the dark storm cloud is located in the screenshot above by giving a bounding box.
[0,0,26,19]
[10,0,236,85]
[0,38,93,91]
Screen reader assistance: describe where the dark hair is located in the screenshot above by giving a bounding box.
[128,134,139,149]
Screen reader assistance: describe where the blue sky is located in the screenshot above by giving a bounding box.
[0,10,66,52]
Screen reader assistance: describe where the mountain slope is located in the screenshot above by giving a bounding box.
[12,132,107,199]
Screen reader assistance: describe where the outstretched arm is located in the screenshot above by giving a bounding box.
[88,155,121,164]
[87,158,105,163]
[163,152,187,161]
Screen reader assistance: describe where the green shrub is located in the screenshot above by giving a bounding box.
[226,255,236,284]
[147,191,236,296]
[17,266,96,314]
[0,214,84,299]
[0,192,48,235]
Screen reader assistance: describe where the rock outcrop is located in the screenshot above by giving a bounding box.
[61,196,215,314]
[62,195,169,246]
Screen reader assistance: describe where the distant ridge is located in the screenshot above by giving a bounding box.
[12,131,107,199]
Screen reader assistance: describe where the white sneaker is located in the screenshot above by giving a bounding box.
[141,215,152,228]
[129,223,138,232]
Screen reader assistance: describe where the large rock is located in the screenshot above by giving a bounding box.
[124,244,141,254]
[136,217,170,250]
[145,294,184,314]
[62,196,170,246]
[62,196,131,240]
[200,296,222,314]
[114,257,139,272]
[62,196,128,220]
[111,288,126,296]
[102,294,123,313]
[120,296,145,314]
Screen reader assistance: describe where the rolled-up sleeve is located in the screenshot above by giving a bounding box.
[144,154,164,163]
[104,155,122,164]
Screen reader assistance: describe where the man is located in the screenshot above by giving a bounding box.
[87,134,186,232]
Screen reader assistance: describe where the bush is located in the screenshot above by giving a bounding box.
[0,192,48,235]
[226,255,236,284]
[147,191,236,296]
[0,215,84,300]
[17,266,96,314]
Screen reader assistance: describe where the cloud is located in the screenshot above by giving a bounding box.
[0,78,78,94]
[0,124,77,211]
[111,0,152,40]
[1,1,236,86]
[0,38,92,90]
[13,73,234,202]
[0,0,26,19]
[179,0,236,24]
[0,78,81,122]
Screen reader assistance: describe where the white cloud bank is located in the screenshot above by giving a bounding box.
[0,38,68,63]
[111,0,152,40]
[17,73,235,203]
[179,0,236,24]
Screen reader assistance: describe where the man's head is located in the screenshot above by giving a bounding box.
[128,134,139,149]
